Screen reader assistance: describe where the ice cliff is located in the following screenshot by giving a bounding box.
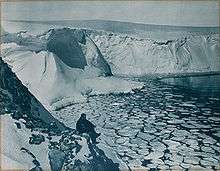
[1,27,219,110]
[89,32,220,76]
[2,27,219,78]
[1,28,143,110]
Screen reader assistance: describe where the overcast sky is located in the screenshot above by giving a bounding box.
[2,1,219,26]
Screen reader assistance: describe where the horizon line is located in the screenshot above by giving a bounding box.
[4,19,220,28]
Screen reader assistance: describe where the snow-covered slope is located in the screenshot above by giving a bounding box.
[0,58,62,170]
[1,115,51,170]
[0,57,66,130]
[1,114,120,171]
[0,57,120,171]
[90,33,220,76]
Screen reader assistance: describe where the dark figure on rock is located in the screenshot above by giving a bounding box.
[76,113,100,144]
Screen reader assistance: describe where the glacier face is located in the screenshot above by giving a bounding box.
[1,28,143,110]
[1,27,219,109]
[2,27,219,77]
[90,32,220,76]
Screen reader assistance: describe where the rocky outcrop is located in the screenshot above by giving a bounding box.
[48,131,119,171]
[0,57,66,170]
[0,57,120,171]
[0,57,66,131]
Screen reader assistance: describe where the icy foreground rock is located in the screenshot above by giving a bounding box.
[0,115,51,170]
[0,57,120,171]
[1,114,120,171]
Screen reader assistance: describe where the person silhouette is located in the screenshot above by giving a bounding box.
[76,113,100,144]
